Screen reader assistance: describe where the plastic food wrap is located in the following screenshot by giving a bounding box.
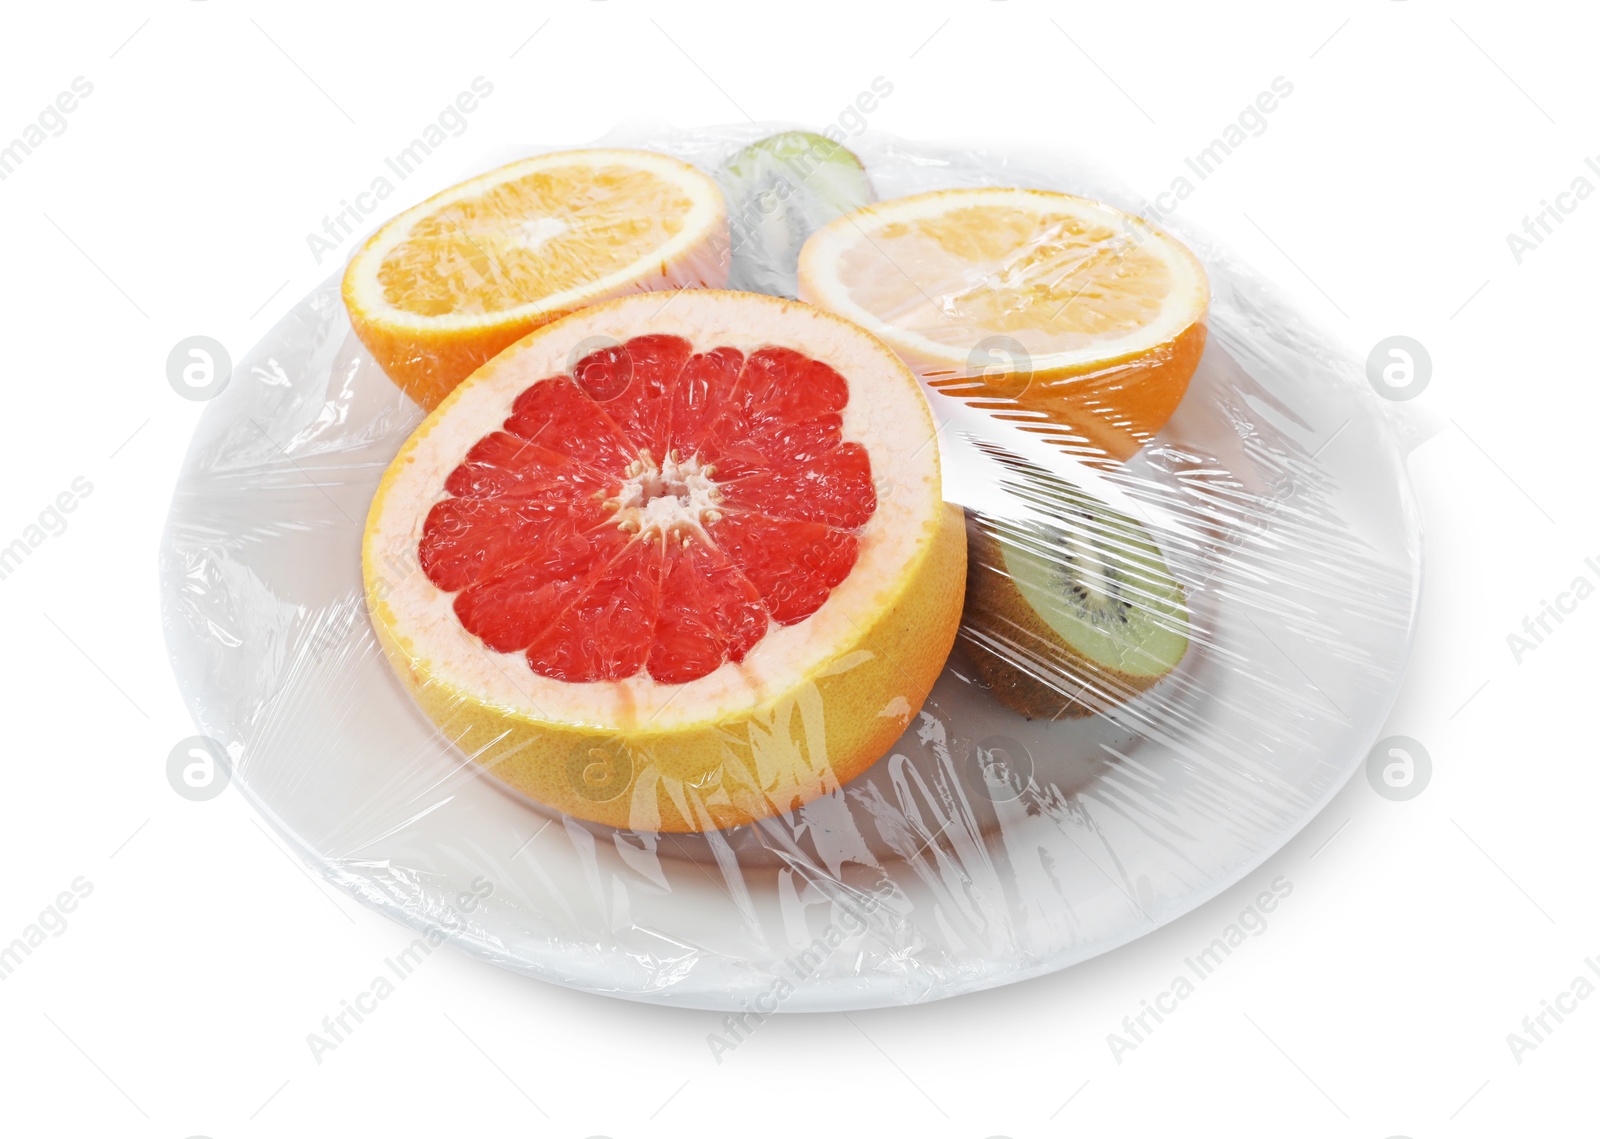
[160,123,1422,1010]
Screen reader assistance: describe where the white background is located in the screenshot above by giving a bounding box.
[1,0,1594,1135]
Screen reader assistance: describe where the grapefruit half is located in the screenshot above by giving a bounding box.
[364,290,964,832]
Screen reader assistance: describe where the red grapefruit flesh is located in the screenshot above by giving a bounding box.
[418,338,876,685]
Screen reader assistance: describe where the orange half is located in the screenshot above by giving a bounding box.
[344,148,728,409]
[797,187,1209,460]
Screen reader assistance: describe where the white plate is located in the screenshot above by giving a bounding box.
[160,129,1421,1011]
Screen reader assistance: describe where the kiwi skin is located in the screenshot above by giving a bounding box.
[960,512,1183,721]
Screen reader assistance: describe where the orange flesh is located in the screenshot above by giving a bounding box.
[837,205,1173,354]
[377,165,692,317]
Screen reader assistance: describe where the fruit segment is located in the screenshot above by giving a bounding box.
[418,333,881,685]
[648,536,768,684]
[571,333,690,457]
[504,375,637,471]
[717,443,875,529]
[448,510,625,652]
[667,347,746,455]
[525,536,665,683]
[444,433,614,501]
[420,497,605,593]
[705,513,857,625]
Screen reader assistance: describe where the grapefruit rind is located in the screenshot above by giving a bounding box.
[363,290,964,833]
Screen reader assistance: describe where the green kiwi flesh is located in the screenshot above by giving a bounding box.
[719,130,873,297]
[962,488,1189,719]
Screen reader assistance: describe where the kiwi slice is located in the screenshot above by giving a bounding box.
[719,130,873,297]
[962,484,1189,720]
